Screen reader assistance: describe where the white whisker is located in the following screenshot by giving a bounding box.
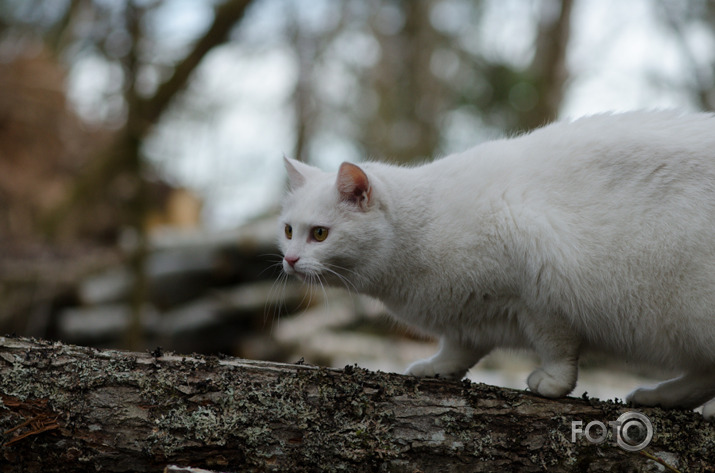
[324,264,360,295]
[316,273,331,314]
[264,264,289,335]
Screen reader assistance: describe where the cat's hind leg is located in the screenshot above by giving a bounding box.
[627,371,715,413]
[405,336,489,380]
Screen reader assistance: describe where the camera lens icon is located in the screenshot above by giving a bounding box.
[615,411,653,451]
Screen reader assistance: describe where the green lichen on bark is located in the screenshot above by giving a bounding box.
[1,337,714,472]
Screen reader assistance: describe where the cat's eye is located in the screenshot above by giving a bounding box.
[311,226,329,242]
[284,224,293,240]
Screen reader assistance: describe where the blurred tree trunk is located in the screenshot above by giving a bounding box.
[520,0,574,130]
[40,0,254,349]
[288,12,318,163]
[368,1,444,163]
[656,0,715,111]
[123,1,149,351]
[357,0,576,160]
[44,0,254,237]
[2,337,712,472]
[286,2,348,163]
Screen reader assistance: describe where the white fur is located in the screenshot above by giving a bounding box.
[279,111,715,417]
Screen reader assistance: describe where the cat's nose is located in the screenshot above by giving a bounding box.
[284,255,300,268]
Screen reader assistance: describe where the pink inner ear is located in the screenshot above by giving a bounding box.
[337,162,371,206]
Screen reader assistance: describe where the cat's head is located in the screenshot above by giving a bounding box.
[278,157,393,291]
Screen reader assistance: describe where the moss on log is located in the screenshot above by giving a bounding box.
[0,336,713,472]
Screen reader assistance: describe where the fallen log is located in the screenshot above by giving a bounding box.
[0,336,713,472]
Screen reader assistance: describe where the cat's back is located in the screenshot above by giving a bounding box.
[530,110,714,149]
[530,111,713,176]
[376,113,705,243]
[527,112,715,210]
[395,111,715,280]
[424,111,715,205]
[367,111,715,230]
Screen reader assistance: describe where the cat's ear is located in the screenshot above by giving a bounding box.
[336,162,371,209]
[284,156,319,190]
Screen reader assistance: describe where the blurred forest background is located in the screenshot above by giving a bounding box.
[1,0,714,401]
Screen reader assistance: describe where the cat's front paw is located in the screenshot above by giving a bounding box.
[405,359,468,380]
[527,368,574,398]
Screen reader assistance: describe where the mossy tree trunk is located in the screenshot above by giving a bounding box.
[1,337,713,472]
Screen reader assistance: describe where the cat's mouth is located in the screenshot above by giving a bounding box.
[285,265,329,285]
[283,259,343,286]
[283,264,309,281]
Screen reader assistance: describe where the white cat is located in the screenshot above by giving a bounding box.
[278,111,715,419]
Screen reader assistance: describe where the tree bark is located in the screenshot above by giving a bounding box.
[1,336,713,472]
